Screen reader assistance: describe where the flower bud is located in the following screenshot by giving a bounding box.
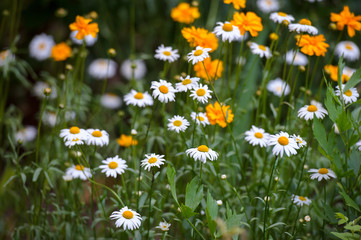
[108,48,116,57]
[43,87,52,96]
[221,174,227,180]
[55,8,67,18]
[329,23,337,30]
[269,33,279,41]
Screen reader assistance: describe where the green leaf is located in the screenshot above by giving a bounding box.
[331,232,359,240]
[32,168,42,182]
[206,191,218,236]
[185,177,203,211]
[344,224,361,232]
[180,204,197,218]
[325,89,342,123]
[226,214,243,230]
[336,111,352,132]
[338,183,361,212]
[313,117,330,156]
[337,56,345,88]
[43,171,54,189]
[335,212,349,225]
[266,222,286,230]
[322,202,337,224]
[343,66,361,92]
[166,165,178,205]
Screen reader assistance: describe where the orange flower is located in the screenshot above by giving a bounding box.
[171,3,200,24]
[296,34,329,57]
[324,65,350,83]
[231,11,263,37]
[182,26,218,52]
[51,42,72,61]
[330,6,361,37]
[116,134,138,147]
[194,57,223,81]
[69,15,99,40]
[206,102,234,128]
[223,0,246,10]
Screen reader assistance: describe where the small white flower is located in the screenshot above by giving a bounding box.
[190,112,210,126]
[356,140,361,151]
[156,221,171,231]
[213,21,242,42]
[244,126,270,148]
[29,33,55,61]
[189,83,213,104]
[99,155,128,178]
[186,145,219,163]
[167,115,190,133]
[86,129,109,147]
[154,44,180,62]
[100,93,122,109]
[292,134,307,148]
[304,215,311,222]
[141,153,166,171]
[335,41,360,62]
[88,59,117,79]
[65,165,92,180]
[249,42,272,59]
[268,132,299,157]
[267,78,290,97]
[110,206,142,230]
[335,84,359,105]
[257,0,280,13]
[175,75,199,92]
[187,46,211,65]
[221,174,227,180]
[217,200,223,206]
[60,126,89,141]
[70,30,98,46]
[151,79,177,103]
[64,138,85,148]
[15,126,37,143]
[131,129,137,135]
[292,195,311,206]
[124,89,154,107]
[289,19,318,35]
[269,12,295,24]
[285,50,308,66]
[308,168,336,181]
[120,59,147,81]
[297,100,328,120]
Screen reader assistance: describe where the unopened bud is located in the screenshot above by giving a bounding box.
[55,8,67,18]
[264,196,270,201]
[269,33,279,41]
[191,1,199,7]
[299,218,304,223]
[304,215,311,222]
[329,23,337,30]
[282,20,289,26]
[256,90,262,96]
[89,11,98,19]
[59,73,66,80]
[303,164,309,170]
[221,174,227,180]
[66,64,73,71]
[43,87,52,96]
[108,48,116,57]
[3,10,10,16]
[306,89,311,96]
[217,200,223,206]
[58,103,64,109]
[118,110,125,117]
[131,129,137,135]
[298,66,306,72]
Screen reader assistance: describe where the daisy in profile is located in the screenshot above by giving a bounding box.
[99,155,128,178]
[167,115,190,133]
[186,145,219,163]
[289,19,318,34]
[88,59,117,79]
[268,132,299,157]
[100,93,122,109]
[70,30,98,46]
[190,112,210,126]
[308,168,336,181]
[124,89,153,107]
[141,153,166,171]
[65,138,85,148]
[355,140,361,151]
[187,46,211,65]
[65,165,92,180]
[0,50,15,66]
[257,0,279,13]
[154,44,180,63]
[60,126,89,141]
[213,21,242,42]
[270,12,295,25]
[285,51,308,66]
[297,101,328,120]
[249,42,272,59]
[292,195,311,206]
[292,134,307,148]
[244,126,269,147]
[335,41,360,61]
[175,75,199,92]
[190,83,213,104]
[335,84,359,104]
[150,79,177,103]
[110,206,142,230]
[29,33,55,61]
[156,221,171,231]
[86,129,109,147]
[267,78,290,97]
[15,126,37,143]
[120,59,147,81]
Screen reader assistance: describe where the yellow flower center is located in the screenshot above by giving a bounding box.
[159,85,169,94]
[344,89,352,97]
[345,44,353,50]
[148,157,157,164]
[38,43,46,50]
[108,161,118,169]
[134,92,144,99]
[278,136,289,146]
[197,145,209,152]
[70,126,80,134]
[307,105,318,112]
[196,116,205,121]
[194,49,203,56]
[173,120,182,126]
[278,12,287,17]
[298,196,307,201]
[75,165,84,171]
[222,23,233,32]
[299,19,311,25]
[163,51,171,56]
[182,79,192,85]
[318,168,329,174]
[72,138,80,142]
[122,210,134,219]
[266,0,272,5]
[254,132,263,139]
[258,45,266,51]
[196,89,206,96]
[92,130,102,137]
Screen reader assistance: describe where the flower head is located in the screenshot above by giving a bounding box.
[245,126,270,148]
[141,153,166,171]
[124,89,153,107]
[69,15,99,40]
[110,206,142,230]
[120,59,147,81]
[150,79,177,103]
[292,134,307,148]
[270,12,295,25]
[167,115,190,133]
[101,93,122,109]
[187,46,211,65]
[86,129,109,147]
[60,126,89,141]
[257,0,279,13]
[308,168,336,181]
[88,59,117,79]
[324,65,355,83]
[65,165,92,180]
[156,221,171,231]
[51,42,72,61]
[213,22,243,42]
[65,138,85,148]
[231,12,263,37]
[296,34,329,57]
[186,145,219,163]
[267,78,290,97]
[289,19,318,35]
[330,6,361,37]
[285,51,308,66]
[206,102,234,128]
[175,75,199,92]
[70,30,97,46]
[249,42,272,59]
[190,83,213,104]
[335,84,359,104]
[117,134,138,147]
[335,41,360,61]
[182,27,218,52]
[297,101,328,120]
[268,132,299,157]
[292,195,311,206]
[15,126,37,143]
[171,2,200,24]
[194,57,223,81]
[0,50,15,66]
[154,44,180,63]
[99,155,128,178]
[190,112,210,126]
[223,0,246,9]
[29,33,55,61]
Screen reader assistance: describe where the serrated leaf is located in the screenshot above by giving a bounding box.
[166,165,178,205]
[180,204,197,218]
[336,111,352,132]
[313,117,330,156]
[344,224,361,232]
[32,168,42,182]
[339,190,360,212]
[325,89,342,123]
[185,177,203,211]
[344,66,361,92]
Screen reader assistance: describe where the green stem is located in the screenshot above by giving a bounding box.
[147,170,155,239]
[35,97,48,163]
[186,218,206,240]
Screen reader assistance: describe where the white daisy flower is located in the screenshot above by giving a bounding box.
[124,89,154,107]
[335,84,359,104]
[32,81,57,99]
[355,140,361,151]
[65,165,92,181]
[249,42,272,59]
[64,138,85,148]
[288,19,318,35]
[86,129,109,147]
[100,93,122,109]
[0,50,15,66]
[167,115,190,133]
[285,50,308,66]
[70,30,98,46]
[308,168,336,181]
[297,101,328,120]
[156,221,171,231]
[29,33,55,61]
[268,132,299,157]
[190,112,210,126]
[257,0,280,13]
[60,126,89,141]
[99,155,128,178]
[189,83,213,104]
[292,195,311,206]
[141,153,166,171]
[88,59,117,79]
[267,78,290,97]
[175,75,200,92]
[185,145,219,163]
[62,174,73,181]
[292,134,307,148]
[150,79,177,103]
[244,125,270,148]
[110,206,142,230]
[43,111,57,127]
[120,59,147,81]
[213,21,242,42]
[154,44,180,63]
[187,46,211,65]
[335,41,360,62]
[15,126,37,143]
[269,12,295,24]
